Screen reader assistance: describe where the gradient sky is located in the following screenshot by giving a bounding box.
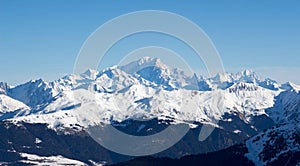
[1,0,300,85]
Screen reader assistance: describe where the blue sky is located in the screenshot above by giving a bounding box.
[1,0,300,85]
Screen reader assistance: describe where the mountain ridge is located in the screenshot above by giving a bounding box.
[0,57,297,128]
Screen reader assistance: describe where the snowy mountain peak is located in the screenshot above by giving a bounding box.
[212,72,231,83]
[81,68,99,80]
[138,56,167,68]
[98,65,125,79]
[235,69,259,83]
[242,69,253,76]
[210,70,258,85]
[31,78,47,86]
[120,57,170,75]
[280,82,300,92]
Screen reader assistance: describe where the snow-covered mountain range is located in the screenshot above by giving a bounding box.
[0,56,299,165]
[0,57,296,126]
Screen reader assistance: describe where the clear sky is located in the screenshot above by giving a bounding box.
[1,0,300,85]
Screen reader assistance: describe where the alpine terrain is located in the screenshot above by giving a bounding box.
[0,57,299,166]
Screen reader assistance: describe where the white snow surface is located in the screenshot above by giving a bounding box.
[0,94,30,114]
[19,153,88,166]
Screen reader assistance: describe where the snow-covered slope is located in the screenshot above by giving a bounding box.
[0,94,30,115]
[266,84,300,124]
[17,153,88,166]
[246,122,300,166]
